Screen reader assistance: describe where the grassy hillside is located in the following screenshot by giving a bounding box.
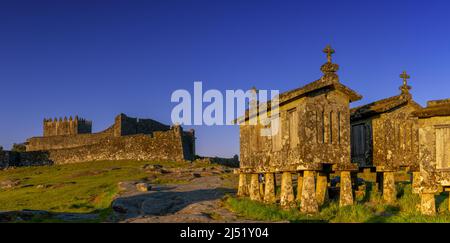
[0,160,188,216]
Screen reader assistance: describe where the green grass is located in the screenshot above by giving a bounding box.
[225,183,450,223]
[0,160,189,218]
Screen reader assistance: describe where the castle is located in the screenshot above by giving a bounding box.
[23,113,195,164]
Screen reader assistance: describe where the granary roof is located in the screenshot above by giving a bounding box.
[235,45,362,124]
[412,98,450,118]
[351,71,422,121]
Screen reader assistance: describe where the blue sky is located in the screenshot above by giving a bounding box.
[0,0,449,157]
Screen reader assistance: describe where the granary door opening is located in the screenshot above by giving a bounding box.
[351,123,370,166]
[436,126,450,170]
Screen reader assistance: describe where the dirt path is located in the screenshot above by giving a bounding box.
[112,174,257,223]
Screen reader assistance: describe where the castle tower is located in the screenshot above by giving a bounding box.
[43,116,92,137]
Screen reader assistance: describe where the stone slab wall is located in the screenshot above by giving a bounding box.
[418,116,450,193]
[372,105,419,171]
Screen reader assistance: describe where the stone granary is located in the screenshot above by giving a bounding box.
[412,99,450,215]
[25,113,196,164]
[350,72,422,203]
[236,45,362,213]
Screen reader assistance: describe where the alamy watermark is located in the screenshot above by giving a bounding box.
[170,81,280,136]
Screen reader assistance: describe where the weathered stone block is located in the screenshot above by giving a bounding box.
[249,174,262,201]
[383,172,396,204]
[339,171,353,207]
[264,173,276,204]
[136,182,152,192]
[280,172,295,209]
[300,171,318,214]
[412,171,421,194]
[237,173,249,197]
[316,172,328,206]
[420,193,436,216]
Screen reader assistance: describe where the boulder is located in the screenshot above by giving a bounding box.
[136,182,152,192]
[0,179,20,189]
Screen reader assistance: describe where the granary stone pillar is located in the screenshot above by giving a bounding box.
[300,171,319,214]
[280,172,295,209]
[420,193,436,216]
[237,173,249,197]
[339,171,353,207]
[316,172,328,206]
[296,172,303,202]
[249,173,262,201]
[264,173,276,204]
[411,172,421,194]
[383,172,396,204]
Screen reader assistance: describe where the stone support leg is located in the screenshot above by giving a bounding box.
[383,172,396,204]
[411,172,421,194]
[249,174,262,201]
[339,171,353,207]
[280,172,295,209]
[300,171,318,214]
[316,172,328,206]
[237,173,248,197]
[420,193,436,216]
[264,173,276,204]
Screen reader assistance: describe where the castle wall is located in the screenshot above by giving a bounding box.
[47,129,187,164]
[26,126,114,151]
[22,114,195,165]
[27,114,172,152]
[114,113,170,136]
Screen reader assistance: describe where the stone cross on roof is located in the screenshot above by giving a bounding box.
[400,71,410,86]
[323,45,335,63]
[320,45,339,77]
[399,71,412,95]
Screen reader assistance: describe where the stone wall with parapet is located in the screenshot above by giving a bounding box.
[2,126,194,168]
[26,126,115,151]
[26,113,172,152]
[114,113,170,136]
[47,128,188,164]
[23,114,195,165]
